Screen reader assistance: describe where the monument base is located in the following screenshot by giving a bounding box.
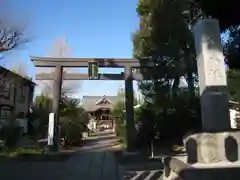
[162,157,240,180]
[161,131,240,180]
[184,131,240,164]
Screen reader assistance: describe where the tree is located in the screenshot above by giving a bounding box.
[116,85,139,105]
[132,0,204,147]
[32,94,89,143]
[0,19,28,54]
[31,94,52,137]
[133,0,197,107]
[0,0,30,59]
[227,69,240,102]
[37,37,81,97]
[60,97,89,146]
[224,26,240,70]
[194,0,240,30]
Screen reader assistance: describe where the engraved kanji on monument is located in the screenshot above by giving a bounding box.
[193,19,231,132]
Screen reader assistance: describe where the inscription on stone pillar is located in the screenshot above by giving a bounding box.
[194,19,227,95]
[206,52,224,84]
[193,19,231,132]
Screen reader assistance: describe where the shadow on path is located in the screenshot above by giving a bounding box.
[61,131,121,180]
[0,131,165,180]
[82,134,120,146]
[119,161,164,180]
[0,131,121,180]
[115,150,164,180]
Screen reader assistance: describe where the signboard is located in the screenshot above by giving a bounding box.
[88,61,99,80]
[48,113,55,146]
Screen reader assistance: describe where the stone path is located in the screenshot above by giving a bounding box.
[61,130,121,180]
[0,130,121,180]
[120,162,164,180]
[0,130,166,180]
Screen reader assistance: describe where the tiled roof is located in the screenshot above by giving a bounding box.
[0,66,36,85]
[81,95,124,111]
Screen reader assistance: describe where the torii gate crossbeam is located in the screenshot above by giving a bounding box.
[31,56,152,152]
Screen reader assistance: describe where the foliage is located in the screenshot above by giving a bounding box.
[134,106,156,149]
[30,94,52,137]
[227,69,240,102]
[131,0,201,149]
[116,89,139,106]
[132,0,240,151]
[224,27,240,102]
[31,95,89,146]
[112,100,146,147]
[112,101,125,136]
[194,0,240,30]
[135,0,202,147]
[112,101,128,147]
[60,97,89,146]
[135,94,202,149]
[0,147,42,157]
[112,101,125,116]
[224,26,240,70]
[0,116,21,147]
[133,0,198,106]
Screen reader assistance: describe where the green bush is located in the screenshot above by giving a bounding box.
[115,119,126,145]
[61,121,85,146]
[135,96,202,148]
[60,97,89,146]
[31,95,90,147]
[0,122,21,148]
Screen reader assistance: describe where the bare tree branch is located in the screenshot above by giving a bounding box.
[0,18,29,53]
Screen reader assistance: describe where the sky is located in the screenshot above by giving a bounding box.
[1,0,140,99]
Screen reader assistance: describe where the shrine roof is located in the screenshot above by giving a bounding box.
[82,95,124,111]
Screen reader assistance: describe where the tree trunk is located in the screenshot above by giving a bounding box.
[172,76,180,98]
[186,71,195,99]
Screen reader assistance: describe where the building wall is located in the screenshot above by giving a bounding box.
[0,71,33,118]
[14,85,30,116]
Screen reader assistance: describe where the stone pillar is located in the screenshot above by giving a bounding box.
[124,66,135,152]
[193,19,231,132]
[51,65,63,152]
[157,19,240,180]
[183,19,239,165]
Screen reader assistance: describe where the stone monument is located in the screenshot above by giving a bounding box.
[185,18,238,163]
[162,19,240,180]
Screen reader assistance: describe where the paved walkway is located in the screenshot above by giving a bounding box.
[61,130,121,180]
[0,131,165,180]
[120,161,164,180]
[0,130,121,180]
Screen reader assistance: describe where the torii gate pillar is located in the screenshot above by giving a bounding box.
[125,66,136,152]
[51,65,63,151]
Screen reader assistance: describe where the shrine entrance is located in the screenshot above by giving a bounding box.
[30,56,151,152]
[84,95,118,131]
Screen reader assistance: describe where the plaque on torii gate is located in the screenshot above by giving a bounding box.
[88,61,99,80]
[30,56,152,152]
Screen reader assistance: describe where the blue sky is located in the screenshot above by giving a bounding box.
[2,0,140,98]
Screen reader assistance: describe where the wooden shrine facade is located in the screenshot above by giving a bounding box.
[82,95,124,130]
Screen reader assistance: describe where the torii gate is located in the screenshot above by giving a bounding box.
[30,56,152,152]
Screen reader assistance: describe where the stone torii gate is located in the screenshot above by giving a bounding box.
[30,57,152,152]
